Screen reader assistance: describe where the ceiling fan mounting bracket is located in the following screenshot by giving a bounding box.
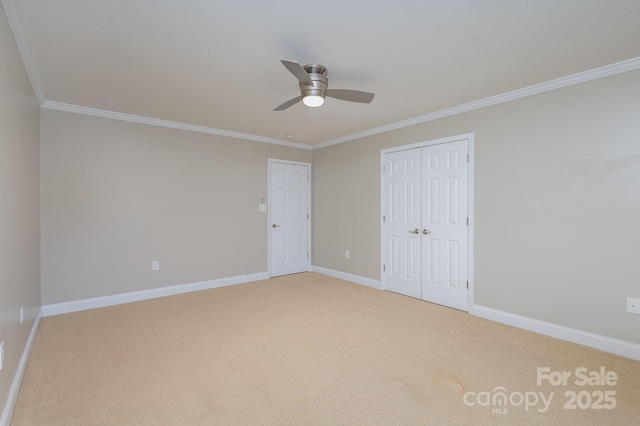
[302,64,328,77]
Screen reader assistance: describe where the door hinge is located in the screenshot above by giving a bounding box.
[307,252,309,258]
[466,153,469,163]
[307,174,310,181]
[382,165,386,173]
[466,281,469,289]
[307,213,309,219]
[466,217,469,226]
[383,215,386,223]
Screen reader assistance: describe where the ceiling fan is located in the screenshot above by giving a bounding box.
[274,60,375,111]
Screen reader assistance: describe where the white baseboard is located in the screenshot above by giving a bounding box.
[1,307,43,426]
[42,272,270,317]
[308,271,639,361]
[473,305,640,361]
[311,266,382,290]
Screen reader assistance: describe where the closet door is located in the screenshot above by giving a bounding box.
[382,148,422,299]
[382,138,470,311]
[421,141,469,311]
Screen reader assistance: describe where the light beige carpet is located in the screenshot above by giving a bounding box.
[12,273,640,425]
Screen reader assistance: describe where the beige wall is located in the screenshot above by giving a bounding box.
[40,110,311,304]
[0,4,41,419]
[313,69,640,344]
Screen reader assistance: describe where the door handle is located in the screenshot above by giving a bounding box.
[423,229,430,235]
[272,224,280,228]
[409,229,419,234]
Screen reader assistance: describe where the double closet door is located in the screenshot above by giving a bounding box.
[382,139,470,311]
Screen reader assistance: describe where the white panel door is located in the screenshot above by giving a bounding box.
[421,141,469,311]
[270,162,309,277]
[382,149,422,298]
[382,138,470,311]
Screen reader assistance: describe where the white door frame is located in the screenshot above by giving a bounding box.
[380,133,475,313]
[268,159,312,277]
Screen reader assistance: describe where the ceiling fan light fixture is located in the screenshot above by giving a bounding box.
[274,60,374,111]
[303,95,325,107]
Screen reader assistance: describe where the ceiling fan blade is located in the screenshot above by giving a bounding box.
[281,60,314,86]
[274,95,303,111]
[326,89,375,103]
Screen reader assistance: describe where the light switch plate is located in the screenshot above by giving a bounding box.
[259,203,267,212]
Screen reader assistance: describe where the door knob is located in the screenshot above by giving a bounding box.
[272,224,280,228]
[423,229,430,235]
[409,228,419,234]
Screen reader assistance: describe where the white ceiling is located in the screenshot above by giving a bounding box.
[7,0,640,146]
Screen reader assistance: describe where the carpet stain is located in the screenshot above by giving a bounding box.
[433,372,465,395]
[36,397,60,410]
[391,377,428,403]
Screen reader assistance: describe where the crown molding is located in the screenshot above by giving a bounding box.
[6,0,638,152]
[40,53,640,152]
[3,0,309,150]
[312,56,640,150]
[41,101,313,150]
[2,0,45,104]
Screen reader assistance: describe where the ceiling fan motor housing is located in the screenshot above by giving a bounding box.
[300,64,328,98]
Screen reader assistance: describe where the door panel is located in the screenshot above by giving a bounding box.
[270,162,309,277]
[421,140,469,311]
[383,149,422,298]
